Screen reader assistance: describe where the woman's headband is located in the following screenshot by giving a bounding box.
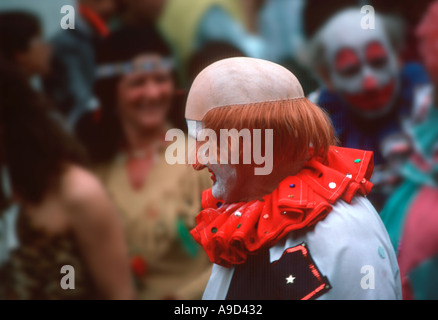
[96,55,174,79]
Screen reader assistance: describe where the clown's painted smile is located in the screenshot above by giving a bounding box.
[344,79,396,112]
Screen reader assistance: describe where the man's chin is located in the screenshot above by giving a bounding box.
[212,185,224,201]
[212,184,236,203]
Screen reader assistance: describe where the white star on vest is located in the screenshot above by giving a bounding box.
[286,275,296,284]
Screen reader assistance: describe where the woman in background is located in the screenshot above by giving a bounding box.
[0,59,135,300]
[0,11,134,300]
[0,11,52,80]
[75,26,212,300]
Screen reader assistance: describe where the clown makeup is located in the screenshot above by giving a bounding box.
[182,57,331,203]
[333,41,397,113]
[187,119,239,202]
[208,161,238,202]
[321,10,400,117]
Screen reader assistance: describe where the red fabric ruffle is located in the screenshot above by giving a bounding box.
[190,146,374,267]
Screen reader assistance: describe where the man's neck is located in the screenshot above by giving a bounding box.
[227,161,304,203]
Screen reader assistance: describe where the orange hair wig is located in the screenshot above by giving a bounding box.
[200,97,337,171]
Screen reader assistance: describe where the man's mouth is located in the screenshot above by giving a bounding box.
[208,168,216,183]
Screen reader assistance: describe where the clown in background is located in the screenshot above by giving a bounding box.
[306,8,430,212]
[380,0,438,300]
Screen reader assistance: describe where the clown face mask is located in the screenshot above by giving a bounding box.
[320,10,400,118]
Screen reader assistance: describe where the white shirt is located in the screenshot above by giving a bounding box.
[202,195,402,300]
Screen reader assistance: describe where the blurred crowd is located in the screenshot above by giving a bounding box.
[0,0,437,300]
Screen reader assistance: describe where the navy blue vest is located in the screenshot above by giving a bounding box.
[225,243,331,300]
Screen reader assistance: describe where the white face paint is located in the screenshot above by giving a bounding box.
[186,119,202,140]
[320,10,400,117]
[208,162,238,201]
[186,119,238,202]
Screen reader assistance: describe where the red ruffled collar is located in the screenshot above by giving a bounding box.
[190,146,374,267]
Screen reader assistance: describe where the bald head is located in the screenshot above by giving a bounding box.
[185,57,305,121]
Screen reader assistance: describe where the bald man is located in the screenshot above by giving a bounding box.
[185,57,401,300]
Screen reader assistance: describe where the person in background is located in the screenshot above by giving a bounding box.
[380,0,438,300]
[305,8,430,212]
[157,0,266,87]
[43,0,116,129]
[302,0,360,41]
[187,41,245,86]
[258,0,318,95]
[0,11,51,81]
[119,0,167,27]
[0,11,52,269]
[75,26,212,300]
[0,10,134,300]
[370,0,435,63]
[0,58,135,300]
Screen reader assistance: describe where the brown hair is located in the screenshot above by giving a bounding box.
[0,58,88,205]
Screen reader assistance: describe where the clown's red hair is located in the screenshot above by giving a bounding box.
[200,97,337,170]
